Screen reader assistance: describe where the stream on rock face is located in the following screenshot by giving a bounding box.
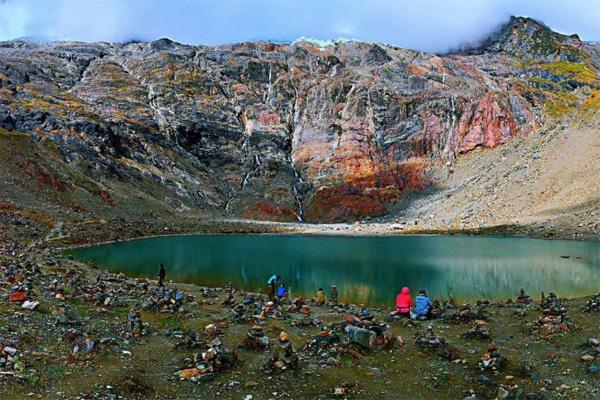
[69,234,600,304]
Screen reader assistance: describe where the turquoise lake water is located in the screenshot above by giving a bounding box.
[69,234,600,304]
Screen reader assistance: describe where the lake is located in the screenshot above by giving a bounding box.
[69,234,600,304]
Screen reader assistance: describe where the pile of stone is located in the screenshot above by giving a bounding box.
[540,292,565,316]
[478,343,507,372]
[0,344,25,377]
[242,325,270,350]
[203,323,223,338]
[198,287,220,304]
[461,320,492,340]
[254,300,282,320]
[230,304,251,323]
[222,281,234,305]
[446,302,487,323]
[288,300,320,327]
[51,303,80,326]
[584,293,600,312]
[264,331,298,373]
[126,306,145,337]
[329,285,338,306]
[529,292,575,338]
[290,313,321,328]
[516,288,533,305]
[67,329,95,354]
[415,325,459,361]
[287,297,311,314]
[143,287,190,313]
[177,338,239,381]
[531,315,572,338]
[344,312,395,351]
[303,329,342,366]
[173,330,203,349]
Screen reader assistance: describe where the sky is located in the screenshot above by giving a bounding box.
[0,0,599,53]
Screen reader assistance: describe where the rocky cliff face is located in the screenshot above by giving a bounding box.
[1,17,599,222]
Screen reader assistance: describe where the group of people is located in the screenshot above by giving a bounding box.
[266,274,433,319]
[395,287,433,319]
[266,274,289,302]
[160,266,431,317]
[266,274,328,306]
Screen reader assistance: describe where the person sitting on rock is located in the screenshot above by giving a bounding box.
[395,287,414,318]
[277,283,288,302]
[266,274,281,301]
[313,288,327,306]
[415,289,433,319]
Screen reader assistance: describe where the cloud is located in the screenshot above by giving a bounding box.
[0,0,599,52]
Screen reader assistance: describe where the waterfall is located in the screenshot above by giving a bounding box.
[290,157,304,221]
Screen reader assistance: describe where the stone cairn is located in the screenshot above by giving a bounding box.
[329,285,338,306]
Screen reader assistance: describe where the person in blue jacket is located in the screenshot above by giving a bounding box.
[266,274,281,300]
[414,288,433,319]
[277,283,288,301]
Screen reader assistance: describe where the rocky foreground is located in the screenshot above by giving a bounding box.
[1,214,600,400]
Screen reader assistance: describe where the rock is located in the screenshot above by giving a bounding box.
[497,386,509,399]
[21,300,39,310]
[0,24,562,223]
[178,368,201,379]
[9,291,27,303]
[278,331,289,343]
[587,364,600,374]
[204,324,218,336]
[581,355,594,362]
[332,387,348,397]
[556,384,570,392]
[4,347,18,356]
[345,325,376,350]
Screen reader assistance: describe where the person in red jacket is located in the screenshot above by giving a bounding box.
[395,287,414,317]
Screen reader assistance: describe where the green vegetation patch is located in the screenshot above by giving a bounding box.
[538,61,598,84]
[544,91,580,117]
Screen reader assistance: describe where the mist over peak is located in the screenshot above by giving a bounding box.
[0,1,599,53]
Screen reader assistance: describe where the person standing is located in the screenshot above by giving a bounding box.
[158,264,166,287]
[266,274,281,301]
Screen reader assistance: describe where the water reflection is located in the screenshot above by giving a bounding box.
[70,235,600,304]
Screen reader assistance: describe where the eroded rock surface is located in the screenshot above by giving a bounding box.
[1,17,599,222]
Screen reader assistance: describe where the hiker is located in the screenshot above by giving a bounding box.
[314,288,327,306]
[395,287,413,317]
[415,288,433,319]
[266,274,281,301]
[277,283,288,301]
[158,264,166,287]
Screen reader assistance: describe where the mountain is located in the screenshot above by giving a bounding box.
[1,16,599,231]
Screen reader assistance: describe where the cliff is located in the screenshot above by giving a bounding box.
[1,16,599,223]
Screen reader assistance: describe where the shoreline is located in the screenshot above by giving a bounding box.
[59,217,600,253]
[2,214,600,399]
[62,222,600,305]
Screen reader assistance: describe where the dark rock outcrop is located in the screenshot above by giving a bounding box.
[0,16,598,222]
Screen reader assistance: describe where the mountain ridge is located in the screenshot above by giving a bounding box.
[0,16,599,231]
